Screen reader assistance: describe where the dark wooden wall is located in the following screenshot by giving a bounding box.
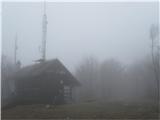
[15,74,65,104]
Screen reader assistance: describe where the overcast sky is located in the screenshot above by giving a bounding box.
[2,2,158,72]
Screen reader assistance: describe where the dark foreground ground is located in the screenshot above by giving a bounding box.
[1,101,159,119]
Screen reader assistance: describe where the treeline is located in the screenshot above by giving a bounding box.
[1,55,20,107]
[75,56,157,103]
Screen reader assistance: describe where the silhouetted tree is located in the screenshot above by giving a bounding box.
[1,55,16,107]
[99,59,124,101]
[150,24,160,115]
[75,56,99,101]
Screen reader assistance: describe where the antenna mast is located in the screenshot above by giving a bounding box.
[41,0,48,61]
[14,33,18,64]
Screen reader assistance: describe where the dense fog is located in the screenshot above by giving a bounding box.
[75,56,158,103]
[1,2,159,119]
[2,2,158,71]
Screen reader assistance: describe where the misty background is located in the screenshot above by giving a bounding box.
[2,2,158,72]
[1,1,159,103]
[1,2,160,119]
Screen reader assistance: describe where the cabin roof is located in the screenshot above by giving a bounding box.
[14,59,80,86]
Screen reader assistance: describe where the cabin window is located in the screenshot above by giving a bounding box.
[60,80,63,84]
[64,86,70,91]
[64,86,72,102]
[59,71,66,75]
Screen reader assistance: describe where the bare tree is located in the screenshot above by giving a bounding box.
[75,56,99,101]
[127,58,156,102]
[150,24,160,115]
[1,55,16,107]
[99,59,124,101]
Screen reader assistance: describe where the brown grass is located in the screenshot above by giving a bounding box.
[1,101,159,119]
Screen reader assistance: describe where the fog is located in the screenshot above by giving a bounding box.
[2,2,160,119]
[2,2,158,72]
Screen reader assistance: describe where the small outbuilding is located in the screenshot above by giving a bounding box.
[14,59,80,104]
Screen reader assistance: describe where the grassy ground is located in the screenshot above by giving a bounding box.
[1,101,159,119]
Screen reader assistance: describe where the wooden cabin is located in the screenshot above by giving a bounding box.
[14,59,80,104]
